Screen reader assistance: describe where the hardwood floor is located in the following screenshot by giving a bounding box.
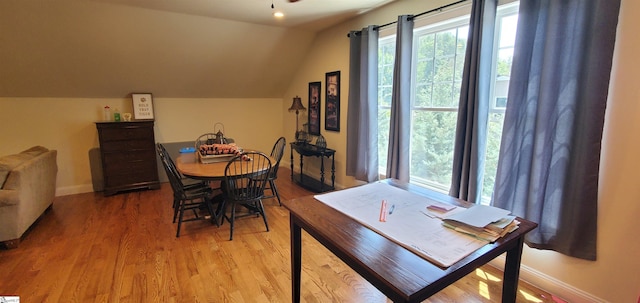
[0,168,559,302]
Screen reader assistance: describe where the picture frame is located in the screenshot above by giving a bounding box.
[308,81,321,136]
[131,93,154,120]
[325,71,340,132]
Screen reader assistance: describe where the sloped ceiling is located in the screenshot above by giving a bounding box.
[0,0,395,98]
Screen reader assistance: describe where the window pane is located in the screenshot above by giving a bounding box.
[414,82,433,108]
[435,29,457,56]
[452,81,462,104]
[482,112,505,199]
[433,56,455,82]
[415,58,434,84]
[410,17,468,192]
[456,26,469,55]
[417,33,435,58]
[380,42,396,65]
[432,82,454,107]
[499,15,518,48]
[380,64,394,86]
[378,37,395,173]
[481,4,519,203]
[378,108,391,170]
[379,86,393,108]
[496,48,514,78]
[410,111,458,190]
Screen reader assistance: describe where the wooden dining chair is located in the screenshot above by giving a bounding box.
[263,137,286,206]
[157,143,209,191]
[156,143,221,237]
[221,152,272,240]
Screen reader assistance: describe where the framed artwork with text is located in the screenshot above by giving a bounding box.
[131,93,154,120]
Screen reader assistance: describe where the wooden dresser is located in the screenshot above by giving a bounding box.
[95,121,160,196]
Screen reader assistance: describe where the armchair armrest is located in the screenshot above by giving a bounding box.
[0,189,19,207]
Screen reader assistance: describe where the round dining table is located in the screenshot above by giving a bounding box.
[175,151,274,181]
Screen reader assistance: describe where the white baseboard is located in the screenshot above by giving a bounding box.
[55,184,95,196]
[489,256,607,303]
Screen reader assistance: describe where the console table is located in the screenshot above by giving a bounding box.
[290,142,335,193]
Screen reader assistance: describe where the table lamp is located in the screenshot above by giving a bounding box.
[288,96,307,142]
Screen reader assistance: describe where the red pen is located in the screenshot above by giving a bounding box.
[379,200,388,222]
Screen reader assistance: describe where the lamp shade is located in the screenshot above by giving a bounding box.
[288,96,306,112]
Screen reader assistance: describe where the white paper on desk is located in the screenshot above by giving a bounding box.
[443,205,511,228]
[314,182,488,268]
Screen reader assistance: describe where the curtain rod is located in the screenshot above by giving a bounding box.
[347,0,469,37]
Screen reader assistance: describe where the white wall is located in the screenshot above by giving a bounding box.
[0,97,284,195]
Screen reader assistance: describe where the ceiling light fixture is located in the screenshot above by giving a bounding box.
[273,11,284,18]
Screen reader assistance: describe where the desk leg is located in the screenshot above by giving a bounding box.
[290,148,294,180]
[299,154,304,182]
[331,154,335,189]
[502,237,525,303]
[290,215,302,303]
[320,156,326,192]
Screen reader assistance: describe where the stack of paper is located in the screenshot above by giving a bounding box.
[439,205,520,242]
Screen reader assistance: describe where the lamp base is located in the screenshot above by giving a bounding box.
[295,130,309,144]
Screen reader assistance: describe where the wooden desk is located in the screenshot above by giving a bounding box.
[282,179,537,303]
[176,152,274,181]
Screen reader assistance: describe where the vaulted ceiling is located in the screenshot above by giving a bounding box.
[0,0,396,98]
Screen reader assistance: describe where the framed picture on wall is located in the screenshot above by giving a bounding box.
[325,71,340,132]
[308,81,321,136]
[131,93,154,120]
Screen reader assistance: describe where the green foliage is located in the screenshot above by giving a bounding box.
[410,111,458,187]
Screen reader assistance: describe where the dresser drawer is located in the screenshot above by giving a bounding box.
[99,126,154,142]
[100,139,154,152]
[103,158,157,176]
[102,149,156,168]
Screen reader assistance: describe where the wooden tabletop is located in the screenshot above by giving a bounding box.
[176,151,274,181]
[283,179,538,302]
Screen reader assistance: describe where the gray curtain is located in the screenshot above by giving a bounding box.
[492,0,621,260]
[449,0,497,204]
[346,26,379,182]
[385,15,413,182]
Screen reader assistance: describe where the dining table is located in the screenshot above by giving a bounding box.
[175,150,275,182]
[175,150,275,225]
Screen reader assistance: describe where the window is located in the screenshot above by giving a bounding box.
[378,2,519,202]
